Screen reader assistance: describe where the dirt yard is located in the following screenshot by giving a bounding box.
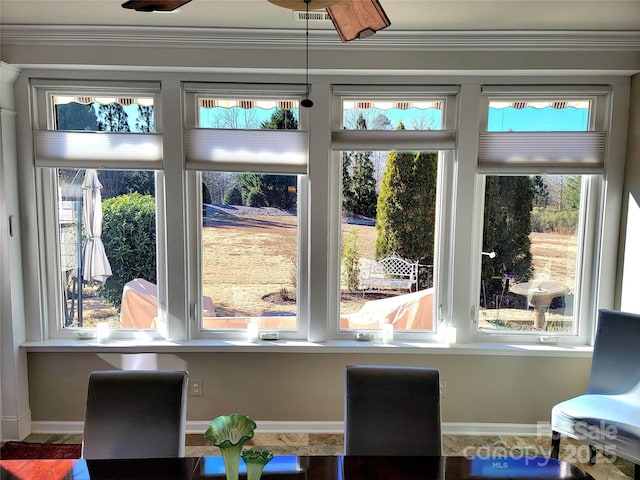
[200,209,577,322]
[202,212,298,317]
[529,231,577,288]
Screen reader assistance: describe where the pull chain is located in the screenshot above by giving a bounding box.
[301,0,313,108]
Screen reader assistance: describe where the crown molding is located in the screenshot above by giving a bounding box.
[1,25,639,52]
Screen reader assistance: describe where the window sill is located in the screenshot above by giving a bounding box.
[21,338,593,357]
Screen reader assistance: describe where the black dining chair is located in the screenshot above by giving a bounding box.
[82,370,189,460]
[344,365,442,456]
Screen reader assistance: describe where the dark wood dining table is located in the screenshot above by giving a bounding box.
[0,454,595,479]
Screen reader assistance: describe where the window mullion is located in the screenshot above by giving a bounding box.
[159,79,188,341]
[308,82,334,342]
[451,83,483,344]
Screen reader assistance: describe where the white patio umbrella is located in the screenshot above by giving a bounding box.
[82,169,112,284]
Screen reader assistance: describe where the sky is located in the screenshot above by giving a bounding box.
[199,105,589,132]
[487,107,589,132]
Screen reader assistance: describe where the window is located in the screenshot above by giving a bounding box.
[26,77,623,347]
[474,89,608,342]
[333,88,457,340]
[184,85,308,339]
[479,173,583,334]
[33,82,162,337]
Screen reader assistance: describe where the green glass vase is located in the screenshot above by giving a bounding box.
[204,414,257,480]
[242,449,275,480]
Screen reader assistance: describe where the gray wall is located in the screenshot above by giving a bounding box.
[28,352,590,425]
[4,29,634,436]
[620,73,640,312]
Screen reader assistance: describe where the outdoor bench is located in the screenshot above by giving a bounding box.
[360,253,418,295]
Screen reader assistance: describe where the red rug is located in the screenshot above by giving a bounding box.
[0,441,81,459]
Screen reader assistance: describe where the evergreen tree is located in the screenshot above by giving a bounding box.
[342,229,361,292]
[376,123,417,259]
[350,150,378,217]
[237,173,296,209]
[408,151,438,264]
[93,103,156,199]
[237,108,299,210]
[238,173,267,207]
[533,175,549,207]
[117,171,154,197]
[482,176,534,306]
[97,103,130,132]
[55,103,99,191]
[115,105,156,197]
[223,185,243,205]
[342,152,354,210]
[95,103,130,198]
[342,115,378,217]
[202,182,212,205]
[565,176,582,209]
[56,102,98,130]
[260,108,298,130]
[135,105,153,133]
[375,123,439,277]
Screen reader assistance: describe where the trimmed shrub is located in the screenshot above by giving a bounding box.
[342,229,361,292]
[246,189,266,207]
[223,185,243,205]
[98,193,156,309]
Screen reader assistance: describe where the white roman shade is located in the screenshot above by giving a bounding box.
[478,131,606,174]
[332,130,456,151]
[185,128,308,174]
[34,130,163,169]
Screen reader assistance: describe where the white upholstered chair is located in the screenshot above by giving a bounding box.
[82,370,189,460]
[345,365,441,456]
[550,309,640,480]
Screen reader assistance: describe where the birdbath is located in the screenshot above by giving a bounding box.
[509,282,569,330]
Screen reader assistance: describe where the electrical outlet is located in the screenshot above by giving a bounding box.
[190,378,203,397]
[440,379,446,398]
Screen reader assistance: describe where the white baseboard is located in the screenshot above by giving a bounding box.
[442,422,551,437]
[28,420,552,438]
[1,410,32,441]
[29,421,84,435]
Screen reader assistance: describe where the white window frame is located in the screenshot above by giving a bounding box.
[469,85,612,345]
[329,85,459,342]
[32,80,166,340]
[23,75,627,349]
[184,83,310,341]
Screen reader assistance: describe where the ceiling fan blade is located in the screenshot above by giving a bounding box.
[326,0,390,42]
[121,0,192,12]
[267,0,342,8]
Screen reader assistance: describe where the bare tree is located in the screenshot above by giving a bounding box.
[206,107,259,129]
[203,172,239,204]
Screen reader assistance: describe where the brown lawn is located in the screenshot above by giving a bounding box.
[529,231,577,289]
[202,214,298,317]
[200,216,577,321]
[79,210,578,329]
